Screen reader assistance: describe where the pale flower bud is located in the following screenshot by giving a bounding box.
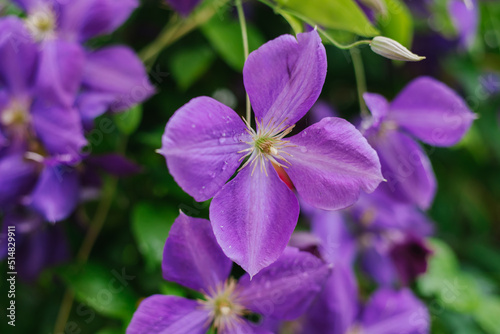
[370,36,426,62]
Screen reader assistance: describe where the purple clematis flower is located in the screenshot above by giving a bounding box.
[165,0,202,16]
[11,0,154,124]
[362,76,475,209]
[288,207,430,334]
[159,30,383,277]
[448,0,478,49]
[127,212,330,334]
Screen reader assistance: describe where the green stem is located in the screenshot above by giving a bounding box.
[53,138,127,334]
[256,0,371,50]
[350,48,369,116]
[236,0,252,125]
[139,0,231,65]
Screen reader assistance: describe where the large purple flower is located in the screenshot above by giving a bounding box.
[12,0,154,124]
[159,30,383,276]
[127,212,330,334]
[362,77,475,209]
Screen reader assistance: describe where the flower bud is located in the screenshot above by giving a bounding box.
[370,36,426,62]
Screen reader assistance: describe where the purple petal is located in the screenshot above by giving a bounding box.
[301,263,359,334]
[0,150,37,209]
[163,212,232,292]
[31,102,87,157]
[371,130,436,209]
[210,163,299,277]
[237,247,330,320]
[361,288,430,334]
[243,30,326,128]
[35,40,85,108]
[159,97,250,202]
[76,91,117,125]
[165,0,202,16]
[0,17,37,96]
[389,77,475,146]
[310,210,357,266]
[57,0,138,42]
[29,163,80,222]
[360,239,397,286]
[284,117,383,210]
[448,0,478,49]
[81,46,154,114]
[363,93,390,131]
[309,101,338,124]
[127,295,210,334]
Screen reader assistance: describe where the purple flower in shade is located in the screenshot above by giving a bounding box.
[11,0,154,125]
[362,76,475,209]
[159,30,384,277]
[288,208,430,334]
[350,189,434,286]
[0,207,69,281]
[127,212,330,334]
[448,0,478,49]
[165,0,202,16]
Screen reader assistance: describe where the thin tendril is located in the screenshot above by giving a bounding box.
[236,0,252,125]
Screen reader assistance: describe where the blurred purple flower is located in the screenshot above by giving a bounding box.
[12,0,154,124]
[165,0,202,16]
[127,212,330,334]
[362,76,475,209]
[448,0,478,49]
[159,30,383,277]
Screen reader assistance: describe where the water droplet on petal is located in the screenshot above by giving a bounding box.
[191,124,196,128]
[210,172,216,178]
[219,138,227,144]
[300,146,308,153]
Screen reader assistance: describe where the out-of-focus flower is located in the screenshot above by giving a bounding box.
[159,30,383,277]
[362,76,475,209]
[448,0,478,49]
[12,0,154,124]
[127,212,330,334]
[165,0,202,16]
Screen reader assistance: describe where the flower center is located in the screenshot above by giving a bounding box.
[238,118,295,176]
[25,5,56,41]
[1,99,30,127]
[200,279,246,331]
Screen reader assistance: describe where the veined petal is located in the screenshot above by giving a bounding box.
[162,212,232,293]
[31,102,87,158]
[210,162,299,277]
[165,0,202,16]
[361,288,430,334]
[237,247,330,320]
[160,97,250,202]
[0,17,37,96]
[29,163,80,222]
[81,46,155,114]
[371,130,436,210]
[243,30,326,128]
[35,40,85,108]
[284,117,383,210]
[389,76,475,146]
[301,263,359,334]
[127,295,210,334]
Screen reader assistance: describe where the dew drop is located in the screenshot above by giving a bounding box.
[300,146,308,153]
[191,124,196,128]
[228,245,232,249]
[210,172,216,178]
[219,137,227,144]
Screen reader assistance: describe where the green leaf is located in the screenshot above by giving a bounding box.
[274,0,379,37]
[169,45,216,90]
[279,11,304,35]
[114,105,143,135]
[201,13,266,71]
[378,0,414,47]
[132,202,178,271]
[159,281,187,297]
[59,263,137,320]
[473,297,500,334]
